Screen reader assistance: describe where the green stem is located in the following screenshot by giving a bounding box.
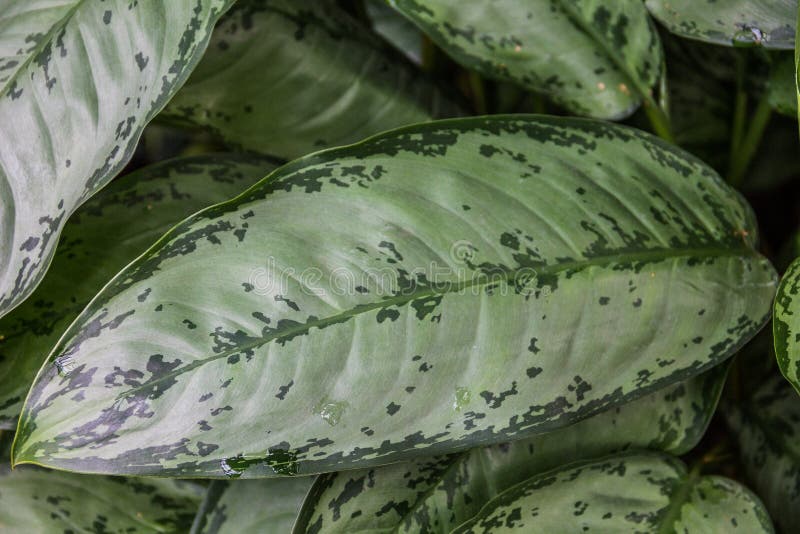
[728,54,747,177]
[468,71,488,115]
[728,95,772,187]
[643,100,675,143]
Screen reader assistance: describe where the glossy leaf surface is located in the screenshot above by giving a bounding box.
[646,0,796,49]
[13,116,776,478]
[452,452,773,533]
[0,0,233,319]
[294,368,726,533]
[191,478,313,534]
[773,257,800,391]
[162,0,458,160]
[0,154,276,429]
[725,374,800,534]
[387,0,663,119]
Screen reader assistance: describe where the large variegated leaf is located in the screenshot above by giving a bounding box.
[451,452,773,533]
[161,0,458,160]
[0,0,234,320]
[646,0,796,49]
[293,367,726,533]
[387,0,664,121]
[0,154,277,429]
[773,257,800,391]
[12,116,776,477]
[0,462,203,533]
[725,374,800,533]
[191,478,313,534]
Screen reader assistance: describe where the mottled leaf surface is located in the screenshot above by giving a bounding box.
[294,368,726,533]
[388,0,663,119]
[773,257,800,391]
[13,116,776,478]
[0,0,233,320]
[191,477,313,534]
[725,374,800,534]
[646,0,796,49]
[451,452,773,533]
[0,154,277,428]
[162,0,458,160]
[0,463,203,533]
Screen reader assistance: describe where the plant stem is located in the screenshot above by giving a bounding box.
[728,95,772,187]
[468,71,488,115]
[728,54,748,177]
[643,99,675,143]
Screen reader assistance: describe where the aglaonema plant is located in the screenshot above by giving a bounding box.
[2,0,800,532]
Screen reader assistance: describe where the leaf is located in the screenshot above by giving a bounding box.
[0,154,277,429]
[293,367,726,533]
[767,53,798,116]
[0,1,234,321]
[366,0,423,64]
[646,0,797,49]
[191,478,314,534]
[161,0,459,160]
[725,373,800,534]
[450,452,773,533]
[773,257,800,391]
[12,116,776,477]
[387,0,663,119]
[0,463,203,532]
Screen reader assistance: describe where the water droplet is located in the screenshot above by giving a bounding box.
[732,25,764,47]
[453,386,471,411]
[54,355,76,376]
[220,458,242,478]
[315,399,348,426]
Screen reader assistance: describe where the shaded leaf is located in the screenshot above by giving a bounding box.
[646,0,796,49]
[773,257,800,391]
[0,462,203,533]
[767,53,798,116]
[367,0,423,63]
[162,0,459,160]
[451,452,773,533]
[387,0,663,119]
[0,154,277,428]
[0,0,233,319]
[725,373,800,534]
[191,478,313,534]
[293,367,726,533]
[12,116,775,477]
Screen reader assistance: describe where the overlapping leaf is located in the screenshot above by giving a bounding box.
[725,374,800,533]
[293,367,726,533]
[191,478,313,534]
[161,0,458,160]
[0,0,234,320]
[767,54,798,117]
[12,116,776,478]
[0,154,277,428]
[452,452,773,533]
[773,257,800,391]
[646,0,796,48]
[0,462,203,533]
[387,0,664,120]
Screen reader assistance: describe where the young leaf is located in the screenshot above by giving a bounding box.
[773,257,800,391]
[0,154,277,429]
[161,0,459,160]
[646,0,796,49]
[293,367,726,533]
[191,478,314,534]
[451,452,773,533]
[387,0,664,120]
[0,1,233,320]
[0,464,203,532]
[12,116,776,478]
[725,374,800,534]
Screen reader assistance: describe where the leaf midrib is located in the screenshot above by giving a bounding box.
[0,0,87,96]
[113,244,757,401]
